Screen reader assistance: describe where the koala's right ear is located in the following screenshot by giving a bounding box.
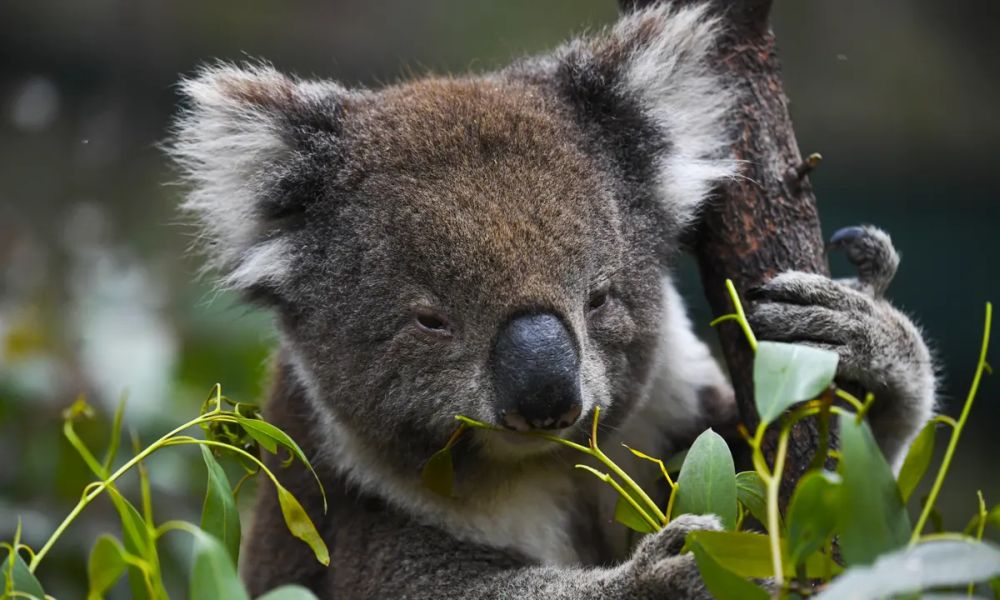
[168,63,347,293]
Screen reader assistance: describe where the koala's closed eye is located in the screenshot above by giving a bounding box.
[413,308,453,337]
[587,285,611,315]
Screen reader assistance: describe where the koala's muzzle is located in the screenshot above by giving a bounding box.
[492,313,583,431]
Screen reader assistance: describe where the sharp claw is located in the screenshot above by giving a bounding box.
[828,226,866,249]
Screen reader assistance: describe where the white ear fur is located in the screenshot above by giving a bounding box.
[168,63,343,290]
[605,5,738,226]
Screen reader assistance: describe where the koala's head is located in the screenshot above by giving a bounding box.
[169,6,734,475]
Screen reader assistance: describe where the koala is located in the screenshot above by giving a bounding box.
[168,4,936,598]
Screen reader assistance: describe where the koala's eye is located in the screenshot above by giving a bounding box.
[587,287,610,313]
[414,309,452,336]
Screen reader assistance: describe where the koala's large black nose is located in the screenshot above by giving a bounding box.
[492,313,583,431]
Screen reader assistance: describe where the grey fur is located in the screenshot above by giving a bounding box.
[167,4,937,598]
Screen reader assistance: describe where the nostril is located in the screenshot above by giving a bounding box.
[556,404,583,429]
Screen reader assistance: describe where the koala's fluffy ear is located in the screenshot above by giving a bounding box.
[544,4,738,230]
[168,63,346,292]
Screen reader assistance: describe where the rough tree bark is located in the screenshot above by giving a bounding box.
[618,0,832,506]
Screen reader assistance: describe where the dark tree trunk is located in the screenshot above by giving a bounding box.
[618,0,831,506]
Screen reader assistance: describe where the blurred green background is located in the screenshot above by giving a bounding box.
[0,0,997,595]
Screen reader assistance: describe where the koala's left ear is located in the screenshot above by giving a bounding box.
[527,4,738,230]
[168,63,347,292]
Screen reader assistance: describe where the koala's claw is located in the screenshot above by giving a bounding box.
[631,514,721,572]
[827,225,899,297]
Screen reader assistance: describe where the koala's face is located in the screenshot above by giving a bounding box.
[274,80,665,467]
[170,10,733,474]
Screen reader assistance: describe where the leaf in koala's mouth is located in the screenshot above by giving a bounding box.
[421,447,455,498]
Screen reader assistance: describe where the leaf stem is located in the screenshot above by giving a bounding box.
[910,302,992,545]
[28,409,226,571]
[574,465,660,532]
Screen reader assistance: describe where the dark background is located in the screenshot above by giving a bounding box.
[1,0,997,595]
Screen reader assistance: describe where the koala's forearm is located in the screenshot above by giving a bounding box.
[312,512,710,600]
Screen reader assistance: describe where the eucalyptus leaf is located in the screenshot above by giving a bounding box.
[106,487,165,599]
[838,414,910,566]
[815,540,1000,599]
[189,528,251,600]
[786,471,841,567]
[614,493,658,534]
[235,416,327,510]
[684,530,838,579]
[87,534,127,600]
[897,420,936,503]
[2,548,44,599]
[420,447,454,498]
[276,484,330,566]
[673,429,737,530]
[753,341,838,425]
[200,445,242,564]
[687,534,769,600]
[256,584,322,600]
[735,471,768,528]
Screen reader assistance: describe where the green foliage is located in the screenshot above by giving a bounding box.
[837,414,911,566]
[2,385,324,599]
[735,471,768,528]
[785,471,840,568]
[897,420,937,504]
[814,540,1000,599]
[188,527,249,600]
[199,445,241,564]
[672,429,737,530]
[87,535,127,600]
[686,533,769,600]
[753,341,839,426]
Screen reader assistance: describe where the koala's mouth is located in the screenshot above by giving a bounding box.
[481,405,593,462]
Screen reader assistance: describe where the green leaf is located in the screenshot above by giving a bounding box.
[735,471,768,528]
[88,534,127,600]
[276,483,330,566]
[614,493,658,534]
[105,487,166,599]
[673,429,737,530]
[753,341,838,425]
[897,420,936,504]
[687,534,769,600]
[988,504,1000,531]
[200,445,242,565]
[256,584,322,600]
[3,548,44,599]
[420,447,454,498]
[235,416,326,510]
[785,471,841,567]
[837,414,910,566]
[814,540,1000,599]
[684,530,837,579]
[189,528,251,600]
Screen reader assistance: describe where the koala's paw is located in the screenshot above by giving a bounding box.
[745,226,936,464]
[628,514,719,599]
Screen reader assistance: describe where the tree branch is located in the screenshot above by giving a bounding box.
[619,0,830,507]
